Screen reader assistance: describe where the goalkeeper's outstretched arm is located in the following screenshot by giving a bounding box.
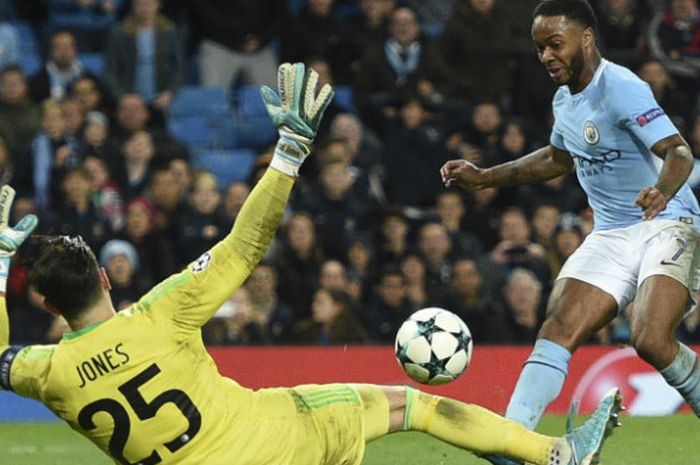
[136,63,334,330]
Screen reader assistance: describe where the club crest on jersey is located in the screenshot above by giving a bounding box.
[583,121,600,145]
[636,108,664,127]
[192,251,212,273]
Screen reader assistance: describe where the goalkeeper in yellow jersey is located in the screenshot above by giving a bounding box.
[0,63,622,465]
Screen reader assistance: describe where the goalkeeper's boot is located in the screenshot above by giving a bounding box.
[483,454,521,465]
[563,387,623,465]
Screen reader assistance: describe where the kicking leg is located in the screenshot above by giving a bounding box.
[506,279,617,430]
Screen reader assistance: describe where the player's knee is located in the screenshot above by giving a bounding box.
[631,325,676,368]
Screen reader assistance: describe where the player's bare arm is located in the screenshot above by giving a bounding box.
[636,134,693,220]
[440,144,574,190]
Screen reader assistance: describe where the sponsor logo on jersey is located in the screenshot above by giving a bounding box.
[192,251,212,274]
[636,108,664,127]
[583,121,600,145]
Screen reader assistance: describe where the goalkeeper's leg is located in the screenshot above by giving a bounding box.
[351,384,618,465]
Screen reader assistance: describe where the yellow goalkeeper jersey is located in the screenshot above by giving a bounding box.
[0,170,302,465]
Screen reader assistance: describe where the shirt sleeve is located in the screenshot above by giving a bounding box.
[133,168,294,332]
[605,78,679,149]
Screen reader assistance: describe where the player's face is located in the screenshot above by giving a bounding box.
[531,15,589,87]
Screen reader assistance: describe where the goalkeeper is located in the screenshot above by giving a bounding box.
[0,63,620,465]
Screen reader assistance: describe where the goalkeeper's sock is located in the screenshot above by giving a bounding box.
[403,387,571,465]
[506,339,571,429]
[660,342,700,416]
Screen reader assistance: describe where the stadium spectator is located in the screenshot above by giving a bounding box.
[117,195,177,284]
[46,167,112,251]
[530,202,561,249]
[438,0,519,103]
[79,110,109,158]
[192,0,285,89]
[318,259,349,291]
[244,263,295,344]
[104,0,184,111]
[306,57,344,141]
[203,287,264,345]
[175,171,228,264]
[0,136,13,186]
[416,222,454,290]
[0,65,41,157]
[294,287,368,344]
[69,75,112,115]
[365,266,412,342]
[443,257,500,341]
[595,0,647,68]
[448,100,504,166]
[83,153,124,231]
[462,187,504,250]
[0,15,18,69]
[272,211,324,320]
[548,213,585,278]
[29,30,94,101]
[403,0,455,37]
[496,118,539,165]
[328,112,383,175]
[375,209,410,268]
[99,238,147,310]
[399,253,444,311]
[434,190,482,258]
[294,158,371,259]
[636,58,694,128]
[344,236,376,303]
[515,171,586,215]
[349,0,396,52]
[381,96,451,210]
[46,0,123,52]
[495,268,544,344]
[144,167,185,257]
[283,0,356,85]
[60,96,85,137]
[354,7,454,129]
[112,129,156,200]
[489,207,550,286]
[19,99,82,210]
[222,181,250,225]
[647,0,700,94]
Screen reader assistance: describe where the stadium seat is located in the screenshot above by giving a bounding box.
[192,149,256,187]
[170,86,232,118]
[19,52,41,77]
[236,85,267,118]
[232,116,277,150]
[14,21,37,56]
[167,115,238,150]
[333,85,357,114]
[79,53,104,77]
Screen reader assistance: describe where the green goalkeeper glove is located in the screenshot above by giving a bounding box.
[260,62,335,177]
[0,186,38,292]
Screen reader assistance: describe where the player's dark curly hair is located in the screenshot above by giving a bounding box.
[27,235,103,319]
[533,0,597,30]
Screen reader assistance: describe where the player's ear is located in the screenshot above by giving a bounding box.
[41,298,61,317]
[99,267,112,292]
[582,27,594,50]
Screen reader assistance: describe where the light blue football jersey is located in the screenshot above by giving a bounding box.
[550,59,700,231]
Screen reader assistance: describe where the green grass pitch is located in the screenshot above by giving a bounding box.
[0,415,697,465]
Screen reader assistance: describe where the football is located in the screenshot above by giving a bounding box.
[394,307,473,385]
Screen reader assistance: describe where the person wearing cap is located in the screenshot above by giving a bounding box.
[99,239,147,310]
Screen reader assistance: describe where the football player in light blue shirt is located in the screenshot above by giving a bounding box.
[441,1,700,463]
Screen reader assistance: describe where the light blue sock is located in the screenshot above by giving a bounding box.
[505,339,571,430]
[660,343,700,417]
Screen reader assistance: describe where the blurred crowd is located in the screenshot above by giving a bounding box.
[2,0,700,346]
